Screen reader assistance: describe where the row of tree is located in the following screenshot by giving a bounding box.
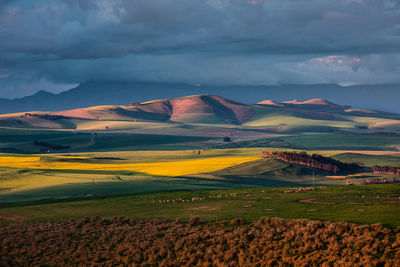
[360,177,400,185]
[33,141,70,150]
[372,165,400,175]
[262,151,362,174]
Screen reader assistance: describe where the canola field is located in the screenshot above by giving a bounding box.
[0,154,261,194]
[0,156,259,176]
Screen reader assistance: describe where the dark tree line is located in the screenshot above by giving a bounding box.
[372,165,400,176]
[262,151,362,174]
[360,177,400,185]
[33,141,70,150]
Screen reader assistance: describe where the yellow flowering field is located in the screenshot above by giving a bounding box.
[0,157,41,163]
[0,156,260,176]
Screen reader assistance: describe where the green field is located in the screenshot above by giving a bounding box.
[1,185,399,227]
[332,153,400,167]
[1,145,400,202]
[0,128,212,153]
[0,122,399,229]
[282,133,400,150]
[1,126,400,154]
[220,133,400,151]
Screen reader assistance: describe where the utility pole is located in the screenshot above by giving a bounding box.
[92,177,95,197]
[312,171,315,187]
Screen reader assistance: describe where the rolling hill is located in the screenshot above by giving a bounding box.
[1,94,400,134]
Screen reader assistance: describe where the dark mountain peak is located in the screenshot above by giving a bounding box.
[35,90,53,95]
[9,90,55,101]
[0,81,399,114]
[31,90,54,97]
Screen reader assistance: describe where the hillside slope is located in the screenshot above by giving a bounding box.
[53,95,256,124]
[0,95,400,133]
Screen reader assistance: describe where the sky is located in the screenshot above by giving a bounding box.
[0,0,399,98]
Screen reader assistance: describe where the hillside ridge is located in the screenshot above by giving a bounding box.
[0,94,400,132]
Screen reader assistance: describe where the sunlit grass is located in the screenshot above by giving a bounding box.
[1,185,399,227]
[0,170,114,192]
[244,115,354,128]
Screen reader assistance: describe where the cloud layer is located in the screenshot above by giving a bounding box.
[0,0,399,97]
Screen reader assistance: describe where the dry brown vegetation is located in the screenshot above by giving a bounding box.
[1,217,399,266]
[372,165,400,176]
[361,177,400,185]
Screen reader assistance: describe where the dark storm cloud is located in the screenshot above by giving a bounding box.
[0,0,399,97]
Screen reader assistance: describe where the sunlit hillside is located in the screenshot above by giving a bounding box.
[1,95,400,133]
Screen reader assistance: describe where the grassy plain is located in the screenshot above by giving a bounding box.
[282,133,400,150]
[222,133,400,151]
[0,127,212,153]
[0,185,399,227]
[332,153,400,167]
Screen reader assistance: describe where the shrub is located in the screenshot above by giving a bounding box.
[0,217,399,266]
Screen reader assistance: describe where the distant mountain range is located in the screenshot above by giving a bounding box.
[0,81,399,114]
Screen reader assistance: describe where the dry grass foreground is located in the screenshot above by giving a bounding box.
[1,217,399,266]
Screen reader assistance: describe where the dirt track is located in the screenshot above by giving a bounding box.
[0,214,24,221]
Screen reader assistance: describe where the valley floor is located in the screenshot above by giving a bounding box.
[1,147,400,202]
